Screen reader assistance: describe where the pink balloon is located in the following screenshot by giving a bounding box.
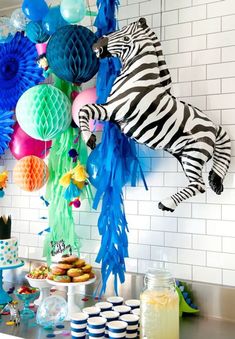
[72,87,103,132]
[9,123,52,160]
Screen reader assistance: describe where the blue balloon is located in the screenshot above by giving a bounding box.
[60,0,86,24]
[0,190,5,198]
[26,21,50,43]
[42,6,68,35]
[0,32,44,111]
[22,0,49,22]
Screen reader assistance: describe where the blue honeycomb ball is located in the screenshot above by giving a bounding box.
[46,25,99,84]
[26,21,50,43]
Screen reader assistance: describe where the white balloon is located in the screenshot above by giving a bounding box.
[10,8,29,31]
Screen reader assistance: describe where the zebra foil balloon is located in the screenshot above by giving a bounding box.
[77,18,231,212]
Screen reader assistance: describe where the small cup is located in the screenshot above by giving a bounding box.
[124,299,140,310]
[112,305,131,316]
[88,316,106,338]
[131,308,140,337]
[107,296,124,306]
[71,312,88,328]
[108,320,127,339]
[100,310,120,322]
[95,301,113,312]
[119,314,139,339]
[71,329,86,339]
[131,308,140,316]
[83,306,101,318]
[100,311,120,338]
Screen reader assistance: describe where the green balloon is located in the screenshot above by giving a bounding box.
[16,84,72,141]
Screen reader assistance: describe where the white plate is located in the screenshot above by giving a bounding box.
[46,276,96,287]
[26,275,50,288]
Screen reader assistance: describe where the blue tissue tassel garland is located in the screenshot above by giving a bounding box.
[91,0,147,296]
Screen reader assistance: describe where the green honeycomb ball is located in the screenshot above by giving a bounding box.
[16,84,72,141]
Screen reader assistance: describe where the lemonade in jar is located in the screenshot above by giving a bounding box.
[140,269,179,339]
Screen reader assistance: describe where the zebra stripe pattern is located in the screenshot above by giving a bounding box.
[79,18,231,212]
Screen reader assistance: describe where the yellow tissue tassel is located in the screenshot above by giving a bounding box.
[59,172,73,187]
[0,171,8,189]
[72,163,88,182]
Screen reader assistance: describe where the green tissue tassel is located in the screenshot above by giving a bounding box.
[43,126,92,264]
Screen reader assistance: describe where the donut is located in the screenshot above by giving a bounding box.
[72,274,90,283]
[81,264,92,273]
[53,275,71,283]
[60,255,78,264]
[67,268,83,277]
[50,266,67,275]
[47,272,55,280]
[89,271,95,279]
[73,259,85,268]
[56,263,74,270]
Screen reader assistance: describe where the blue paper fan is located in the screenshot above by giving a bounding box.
[0,110,14,156]
[0,32,43,111]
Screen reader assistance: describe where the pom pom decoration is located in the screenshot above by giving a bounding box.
[59,162,88,203]
[26,21,50,43]
[16,84,72,141]
[13,156,49,192]
[0,110,14,156]
[10,8,29,31]
[22,0,49,22]
[72,87,103,132]
[46,25,99,83]
[9,123,52,160]
[0,17,16,44]
[0,32,44,111]
[60,0,86,24]
[0,169,8,198]
[42,6,68,35]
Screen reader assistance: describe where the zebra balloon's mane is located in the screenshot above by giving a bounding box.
[79,18,231,212]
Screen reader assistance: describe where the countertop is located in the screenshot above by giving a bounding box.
[1,299,235,339]
[1,280,235,339]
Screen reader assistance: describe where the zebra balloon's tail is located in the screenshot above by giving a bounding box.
[209,126,231,195]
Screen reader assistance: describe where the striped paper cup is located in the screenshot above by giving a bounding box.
[95,301,113,312]
[71,329,87,339]
[124,299,140,310]
[131,308,140,337]
[100,310,120,338]
[108,320,127,339]
[119,314,139,338]
[107,296,124,306]
[112,305,131,316]
[83,306,101,318]
[88,316,106,338]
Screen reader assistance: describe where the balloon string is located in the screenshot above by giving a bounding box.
[86,10,97,17]
[86,0,94,32]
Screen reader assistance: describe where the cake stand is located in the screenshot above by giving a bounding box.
[26,275,51,306]
[0,261,24,305]
[46,277,96,320]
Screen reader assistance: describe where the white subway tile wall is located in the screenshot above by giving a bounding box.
[0,0,235,287]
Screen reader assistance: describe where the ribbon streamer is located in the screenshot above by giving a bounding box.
[91,0,147,296]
